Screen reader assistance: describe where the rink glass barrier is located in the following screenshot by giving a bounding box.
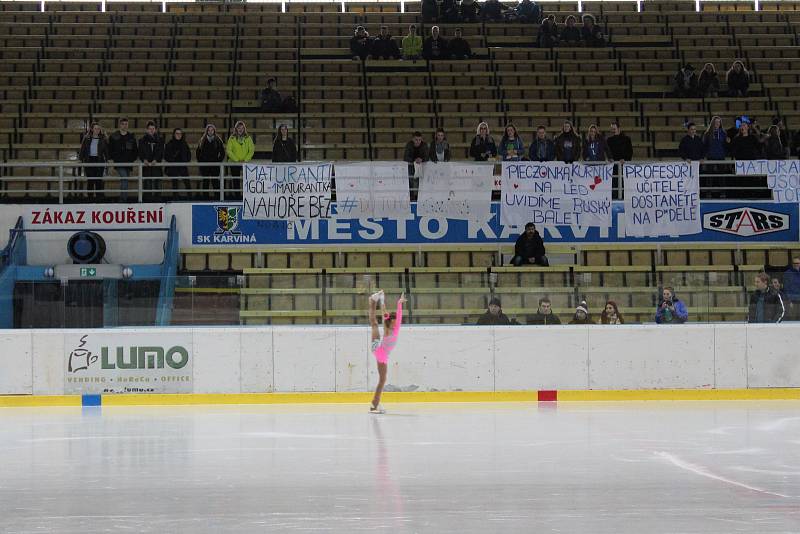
[8,271,763,328]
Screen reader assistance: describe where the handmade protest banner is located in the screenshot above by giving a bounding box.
[500,162,613,228]
[417,162,494,221]
[735,160,800,203]
[243,163,333,220]
[333,162,411,219]
[623,161,700,236]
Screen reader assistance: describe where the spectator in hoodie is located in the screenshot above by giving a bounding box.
[512,222,548,266]
[477,297,513,326]
[469,122,497,161]
[513,0,541,23]
[678,122,704,161]
[698,63,720,98]
[655,287,689,324]
[748,272,785,323]
[163,128,192,198]
[196,124,225,198]
[672,64,698,98]
[726,61,750,97]
[448,28,472,59]
[606,122,633,163]
[423,26,449,60]
[537,14,559,48]
[555,121,581,163]
[526,297,562,325]
[371,25,401,60]
[730,122,762,160]
[108,117,138,201]
[582,124,610,161]
[260,78,283,113]
[272,124,297,162]
[350,26,372,60]
[499,124,524,161]
[226,120,255,196]
[703,116,729,161]
[79,122,109,199]
[560,16,581,46]
[429,128,451,163]
[569,301,595,325]
[138,120,164,200]
[404,131,429,176]
[402,24,423,60]
[783,257,800,321]
[529,125,555,162]
[600,300,625,324]
[580,15,605,47]
[763,125,786,160]
[481,0,506,21]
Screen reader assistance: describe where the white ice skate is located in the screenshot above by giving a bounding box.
[369,290,385,305]
[369,404,386,414]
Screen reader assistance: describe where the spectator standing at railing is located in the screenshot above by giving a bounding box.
[554,121,581,163]
[763,126,786,160]
[499,124,524,161]
[448,28,472,59]
[580,15,605,47]
[79,122,109,200]
[559,16,581,46]
[600,300,625,324]
[655,287,688,324]
[108,118,139,201]
[371,26,401,60]
[469,122,497,161]
[537,14,559,48]
[748,272,785,323]
[138,121,164,201]
[196,124,226,199]
[164,128,192,199]
[703,116,728,161]
[730,123,763,160]
[226,121,255,198]
[512,222,549,267]
[403,131,429,177]
[698,63,720,98]
[606,122,632,164]
[402,25,423,60]
[783,257,800,321]
[726,61,750,97]
[678,123,704,162]
[272,124,298,163]
[526,297,561,325]
[528,125,555,162]
[423,26,449,60]
[429,128,451,163]
[582,125,610,162]
[477,297,513,326]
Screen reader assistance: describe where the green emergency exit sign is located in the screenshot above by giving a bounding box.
[80,267,97,277]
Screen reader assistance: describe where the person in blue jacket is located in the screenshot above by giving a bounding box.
[528,125,555,161]
[655,287,689,324]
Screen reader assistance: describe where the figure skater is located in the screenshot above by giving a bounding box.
[368,289,406,414]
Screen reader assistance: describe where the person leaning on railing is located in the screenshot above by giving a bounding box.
[196,124,226,199]
[78,122,109,200]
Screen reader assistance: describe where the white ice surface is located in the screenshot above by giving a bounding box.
[1,401,799,533]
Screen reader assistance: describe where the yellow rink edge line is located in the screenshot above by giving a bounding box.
[0,389,799,407]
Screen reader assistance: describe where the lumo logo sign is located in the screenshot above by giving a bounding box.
[703,207,788,237]
[68,335,189,373]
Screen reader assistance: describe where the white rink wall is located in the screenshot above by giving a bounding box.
[1,324,799,395]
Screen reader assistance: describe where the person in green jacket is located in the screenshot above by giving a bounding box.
[225,120,255,198]
[402,24,423,60]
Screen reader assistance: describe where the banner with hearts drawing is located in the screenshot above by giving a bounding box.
[500,162,613,228]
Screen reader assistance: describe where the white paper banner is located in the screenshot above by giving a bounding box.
[243,163,333,220]
[735,160,800,203]
[500,162,613,228]
[623,161,701,237]
[65,332,193,394]
[333,161,411,219]
[417,162,494,220]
